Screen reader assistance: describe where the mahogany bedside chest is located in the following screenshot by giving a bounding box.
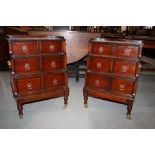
[83,38,143,119]
[7,35,69,118]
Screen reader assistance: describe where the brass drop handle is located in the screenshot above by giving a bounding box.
[98,47,104,53]
[27,83,32,90]
[52,79,57,86]
[95,80,100,86]
[24,63,30,71]
[121,65,128,72]
[139,64,142,69]
[119,84,126,91]
[22,45,28,53]
[124,48,131,56]
[97,62,102,69]
[49,44,55,52]
[51,61,56,68]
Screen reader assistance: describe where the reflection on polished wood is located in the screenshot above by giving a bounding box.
[27,31,101,64]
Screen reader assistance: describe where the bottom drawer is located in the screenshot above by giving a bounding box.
[43,73,65,89]
[111,78,135,95]
[16,76,41,94]
[86,72,109,89]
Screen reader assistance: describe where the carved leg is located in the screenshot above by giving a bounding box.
[83,86,88,108]
[127,101,133,120]
[64,87,69,108]
[17,103,23,119]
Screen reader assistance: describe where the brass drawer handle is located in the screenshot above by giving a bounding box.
[51,61,56,68]
[52,79,57,86]
[119,84,126,91]
[27,83,32,90]
[95,80,100,86]
[124,48,131,56]
[97,62,102,69]
[22,45,28,53]
[98,47,104,54]
[121,65,128,72]
[49,44,55,52]
[24,63,30,71]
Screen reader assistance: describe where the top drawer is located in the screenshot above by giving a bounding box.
[115,45,139,58]
[11,41,38,56]
[91,43,112,55]
[41,40,63,53]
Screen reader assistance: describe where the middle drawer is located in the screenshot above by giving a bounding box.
[42,55,65,71]
[13,58,39,74]
[88,56,112,73]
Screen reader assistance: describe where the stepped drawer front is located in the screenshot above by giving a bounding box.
[86,73,109,89]
[88,57,112,73]
[91,43,112,55]
[43,73,65,89]
[43,56,64,71]
[11,42,38,55]
[16,76,41,93]
[113,60,137,76]
[13,58,39,73]
[115,45,139,58]
[41,40,63,53]
[111,78,134,95]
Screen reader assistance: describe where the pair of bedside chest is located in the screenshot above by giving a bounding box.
[7,35,143,119]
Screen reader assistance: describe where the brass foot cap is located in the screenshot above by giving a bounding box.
[127,114,132,120]
[84,104,88,108]
[19,114,23,119]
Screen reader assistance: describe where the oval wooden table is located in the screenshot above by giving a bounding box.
[27,31,101,64]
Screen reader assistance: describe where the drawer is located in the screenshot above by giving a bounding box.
[44,73,65,89]
[113,60,137,77]
[115,45,139,58]
[41,40,63,53]
[16,76,41,93]
[86,72,109,89]
[13,58,39,74]
[43,56,64,71]
[12,41,38,55]
[111,78,134,95]
[88,57,112,73]
[91,43,112,55]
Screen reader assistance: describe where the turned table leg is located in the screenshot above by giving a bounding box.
[127,101,133,120]
[83,87,88,108]
[64,87,69,108]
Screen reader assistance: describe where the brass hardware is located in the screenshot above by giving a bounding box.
[119,84,125,91]
[14,92,17,95]
[12,72,15,75]
[98,47,104,53]
[136,74,139,77]
[127,114,132,120]
[121,65,128,72]
[52,79,57,86]
[9,51,12,54]
[95,80,100,86]
[133,93,135,96]
[51,61,56,68]
[7,61,12,69]
[24,63,30,71]
[22,45,28,53]
[139,55,142,58]
[19,114,23,119]
[84,104,88,108]
[139,64,142,69]
[96,62,102,69]
[124,48,131,56]
[27,83,32,90]
[49,44,55,52]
